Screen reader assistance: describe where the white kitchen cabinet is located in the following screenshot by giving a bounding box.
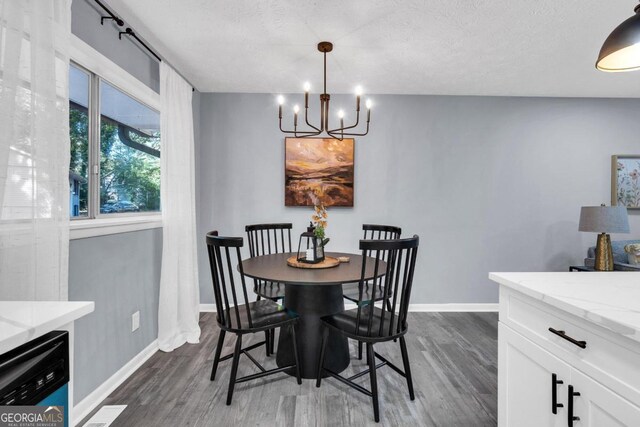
[491,272,640,427]
[570,368,640,427]
[499,323,570,427]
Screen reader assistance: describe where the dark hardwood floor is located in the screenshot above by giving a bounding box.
[80,312,497,426]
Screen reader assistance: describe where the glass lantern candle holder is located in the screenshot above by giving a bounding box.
[296,224,325,264]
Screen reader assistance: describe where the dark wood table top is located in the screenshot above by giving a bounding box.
[241,252,385,286]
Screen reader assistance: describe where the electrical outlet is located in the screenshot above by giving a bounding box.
[131,311,140,332]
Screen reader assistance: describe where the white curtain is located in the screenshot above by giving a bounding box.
[158,62,201,351]
[0,0,71,301]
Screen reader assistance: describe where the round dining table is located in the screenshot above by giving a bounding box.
[241,251,385,379]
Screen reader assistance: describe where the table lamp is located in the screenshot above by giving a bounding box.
[579,204,630,271]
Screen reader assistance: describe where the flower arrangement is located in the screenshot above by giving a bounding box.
[624,243,640,265]
[311,203,330,247]
[625,243,640,254]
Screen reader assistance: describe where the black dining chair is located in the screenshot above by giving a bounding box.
[206,231,302,405]
[316,235,419,423]
[245,223,291,300]
[342,224,401,360]
[245,223,292,355]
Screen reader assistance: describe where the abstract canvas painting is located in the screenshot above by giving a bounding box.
[285,137,354,207]
[612,155,640,209]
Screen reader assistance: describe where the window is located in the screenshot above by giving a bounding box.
[68,63,160,219]
[69,64,90,217]
[99,81,160,214]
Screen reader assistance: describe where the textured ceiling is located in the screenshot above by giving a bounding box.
[105,0,640,97]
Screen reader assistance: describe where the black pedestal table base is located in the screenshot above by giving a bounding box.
[276,283,349,379]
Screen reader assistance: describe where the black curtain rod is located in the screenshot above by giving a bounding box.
[118,27,162,62]
[95,0,123,26]
[95,0,162,62]
[92,0,195,91]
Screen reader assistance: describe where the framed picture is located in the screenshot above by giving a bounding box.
[612,155,640,209]
[285,137,354,207]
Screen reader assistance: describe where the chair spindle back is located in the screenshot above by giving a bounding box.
[206,231,254,329]
[245,223,292,296]
[245,223,292,257]
[355,236,419,338]
[362,224,402,241]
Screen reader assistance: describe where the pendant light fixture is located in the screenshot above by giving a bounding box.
[277,41,372,140]
[596,2,640,72]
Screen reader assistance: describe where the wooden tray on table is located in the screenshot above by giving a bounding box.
[287,256,340,269]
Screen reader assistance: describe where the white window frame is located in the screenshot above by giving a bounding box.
[69,35,162,239]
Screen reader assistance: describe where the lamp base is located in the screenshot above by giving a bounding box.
[594,233,614,271]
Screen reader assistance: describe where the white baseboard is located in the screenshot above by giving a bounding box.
[73,340,158,426]
[409,303,498,312]
[199,304,217,312]
[200,303,497,312]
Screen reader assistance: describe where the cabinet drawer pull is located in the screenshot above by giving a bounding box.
[568,385,580,426]
[551,373,564,414]
[548,328,587,349]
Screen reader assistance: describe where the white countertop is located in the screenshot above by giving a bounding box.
[0,301,95,355]
[489,272,640,344]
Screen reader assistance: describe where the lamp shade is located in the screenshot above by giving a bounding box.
[579,205,630,233]
[596,8,640,72]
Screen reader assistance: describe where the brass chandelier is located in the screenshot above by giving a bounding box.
[278,41,372,140]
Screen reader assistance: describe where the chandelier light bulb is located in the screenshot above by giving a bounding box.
[303,82,311,92]
[277,95,285,105]
[293,104,300,114]
[355,85,363,96]
[365,99,373,109]
[338,109,345,119]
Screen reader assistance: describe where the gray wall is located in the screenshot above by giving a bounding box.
[69,229,162,401]
[196,93,640,305]
[193,89,202,264]
[71,0,159,92]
